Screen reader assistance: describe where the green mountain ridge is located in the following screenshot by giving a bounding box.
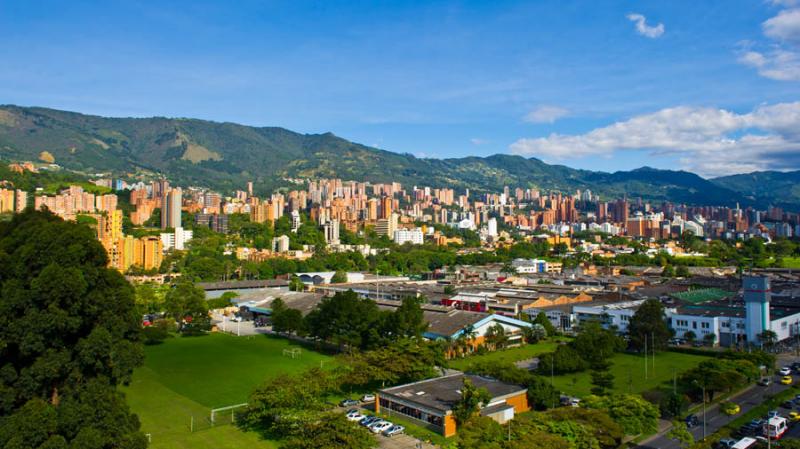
[0,105,794,210]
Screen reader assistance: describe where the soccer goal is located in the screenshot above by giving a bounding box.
[210,403,248,425]
[282,348,302,359]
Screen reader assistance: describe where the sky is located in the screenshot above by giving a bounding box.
[2,0,800,177]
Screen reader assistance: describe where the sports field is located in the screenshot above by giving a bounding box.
[550,351,710,398]
[122,333,333,449]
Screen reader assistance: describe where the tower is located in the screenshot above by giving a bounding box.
[743,276,770,343]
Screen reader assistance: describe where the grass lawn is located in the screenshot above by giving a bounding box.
[447,338,567,371]
[550,351,710,398]
[122,332,333,449]
[782,257,800,269]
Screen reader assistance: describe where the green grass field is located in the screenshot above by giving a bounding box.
[550,351,710,398]
[122,333,332,449]
[447,338,567,371]
[782,257,800,269]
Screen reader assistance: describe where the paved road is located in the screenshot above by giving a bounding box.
[639,376,794,449]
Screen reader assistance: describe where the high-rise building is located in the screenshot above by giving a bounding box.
[161,188,182,229]
[15,190,27,213]
[324,219,340,245]
[380,196,393,219]
[0,189,14,213]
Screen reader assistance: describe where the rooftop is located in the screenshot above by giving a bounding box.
[380,372,526,413]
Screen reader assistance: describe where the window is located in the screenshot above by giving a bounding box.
[693,322,697,329]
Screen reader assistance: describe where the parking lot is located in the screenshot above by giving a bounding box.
[340,400,441,449]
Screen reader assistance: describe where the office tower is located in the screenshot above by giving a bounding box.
[161,188,182,229]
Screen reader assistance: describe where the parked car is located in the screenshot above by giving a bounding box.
[360,416,379,426]
[371,421,393,434]
[686,414,701,428]
[782,400,794,409]
[788,411,800,422]
[782,376,793,385]
[768,410,780,418]
[383,425,405,437]
[361,394,376,402]
[779,367,792,376]
[715,438,736,449]
[347,412,366,422]
[340,399,359,407]
[367,420,388,431]
[759,377,772,386]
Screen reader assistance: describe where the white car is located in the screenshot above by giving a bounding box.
[371,421,393,434]
[383,425,405,437]
[346,412,366,422]
[367,419,387,430]
[780,367,792,376]
[361,394,376,402]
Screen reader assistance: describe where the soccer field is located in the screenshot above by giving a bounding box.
[122,333,333,449]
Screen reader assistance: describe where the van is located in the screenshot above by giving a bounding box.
[763,416,788,440]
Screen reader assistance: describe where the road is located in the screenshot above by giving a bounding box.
[639,369,796,448]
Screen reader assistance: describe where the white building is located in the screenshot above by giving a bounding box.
[272,235,290,253]
[394,228,424,245]
[487,218,498,238]
[160,226,193,251]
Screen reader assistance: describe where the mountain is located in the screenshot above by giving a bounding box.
[711,171,800,210]
[0,105,773,208]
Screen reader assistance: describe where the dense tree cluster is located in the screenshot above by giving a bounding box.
[457,408,624,449]
[538,322,624,375]
[0,210,146,449]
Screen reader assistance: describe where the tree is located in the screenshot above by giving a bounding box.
[280,413,376,449]
[389,296,428,339]
[0,210,146,448]
[305,290,380,350]
[165,280,211,334]
[456,416,504,449]
[759,330,778,348]
[675,265,690,278]
[522,323,547,344]
[533,311,557,336]
[271,299,307,336]
[289,275,305,291]
[590,367,615,395]
[703,332,717,347]
[667,421,694,448]
[330,270,348,284]
[452,378,492,425]
[538,345,589,375]
[627,299,672,353]
[584,394,659,435]
[662,264,676,277]
[572,321,625,368]
[484,323,509,351]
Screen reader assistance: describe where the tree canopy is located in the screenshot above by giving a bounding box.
[0,210,146,449]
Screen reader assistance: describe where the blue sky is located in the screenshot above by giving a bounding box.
[2,0,800,176]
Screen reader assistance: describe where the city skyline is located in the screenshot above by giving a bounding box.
[3,1,800,176]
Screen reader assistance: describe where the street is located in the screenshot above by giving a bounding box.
[639,356,799,449]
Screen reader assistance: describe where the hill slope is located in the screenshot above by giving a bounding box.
[712,171,800,210]
[0,105,765,208]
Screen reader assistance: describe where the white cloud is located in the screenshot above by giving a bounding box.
[508,102,800,177]
[470,138,488,145]
[740,5,800,80]
[764,8,800,42]
[524,105,569,123]
[626,13,665,38]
